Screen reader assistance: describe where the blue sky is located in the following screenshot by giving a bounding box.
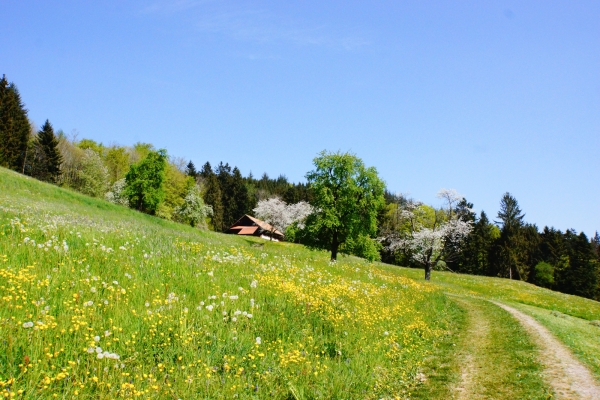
[2,1,599,236]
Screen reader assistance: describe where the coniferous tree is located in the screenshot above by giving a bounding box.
[490,192,526,279]
[199,162,213,180]
[203,173,223,231]
[0,76,31,171]
[31,120,62,183]
[555,230,598,299]
[197,162,224,231]
[185,161,197,179]
[453,211,499,275]
[216,162,234,230]
[231,166,253,222]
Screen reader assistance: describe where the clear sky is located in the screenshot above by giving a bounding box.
[2,1,599,236]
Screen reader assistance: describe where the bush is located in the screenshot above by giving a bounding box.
[342,235,382,262]
[534,261,555,288]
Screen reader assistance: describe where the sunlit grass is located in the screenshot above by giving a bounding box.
[0,168,457,399]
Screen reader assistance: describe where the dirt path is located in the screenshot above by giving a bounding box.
[448,296,550,399]
[451,297,489,399]
[493,302,600,400]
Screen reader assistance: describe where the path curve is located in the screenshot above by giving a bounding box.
[493,302,600,400]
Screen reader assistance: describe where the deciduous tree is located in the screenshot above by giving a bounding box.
[382,189,472,280]
[124,149,167,215]
[253,197,313,240]
[304,151,385,261]
[176,184,213,228]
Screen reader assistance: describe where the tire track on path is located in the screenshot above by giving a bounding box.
[493,302,600,400]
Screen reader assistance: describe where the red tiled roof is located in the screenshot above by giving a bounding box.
[233,226,258,235]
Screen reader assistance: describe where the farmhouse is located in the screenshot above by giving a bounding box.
[226,214,284,241]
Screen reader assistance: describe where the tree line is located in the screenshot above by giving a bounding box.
[378,192,600,300]
[2,74,598,300]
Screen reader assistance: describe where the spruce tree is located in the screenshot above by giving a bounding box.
[0,76,31,171]
[199,162,213,179]
[203,173,224,231]
[185,160,197,179]
[490,192,526,279]
[33,120,62,183]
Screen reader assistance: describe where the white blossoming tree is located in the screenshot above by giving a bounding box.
[105,178,129,207]
[253,197,313,240]
[382,189,472,280]
[175,185,213,228]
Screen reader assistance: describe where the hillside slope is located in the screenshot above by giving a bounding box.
[1,167,599,399]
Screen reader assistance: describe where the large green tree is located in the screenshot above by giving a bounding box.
[124,149,167,215]
[304,151,385,261]
[0,76,31,171]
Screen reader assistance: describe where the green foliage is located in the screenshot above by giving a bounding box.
[77,138,104,155]
[131,142,155,163]
[0,76,31,171]
[202,171,224,231]
[124,149,167,215]
[157,162,194,220]
[104,145,131,184]
[534,261,554,288]
[304,151,385,260]
[342,234,382,262]
[216,163,254,231]
[555,231,599,299]
[453,211,498,275]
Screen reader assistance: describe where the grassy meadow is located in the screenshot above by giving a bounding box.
[1,166,599,399]
[0,168,460,399]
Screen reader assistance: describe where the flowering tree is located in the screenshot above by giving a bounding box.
[382,189,472,280]
[75,149,110,198]
[105,178,129,206]
[253,197,313,240]
[175,185,213,228]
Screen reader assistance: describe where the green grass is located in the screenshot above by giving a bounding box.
[412,296,550,399]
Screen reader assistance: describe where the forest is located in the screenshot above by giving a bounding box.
[2,74,599,301]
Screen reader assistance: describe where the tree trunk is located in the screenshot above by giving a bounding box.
[425,264,432,281]
[330,231,339,261]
